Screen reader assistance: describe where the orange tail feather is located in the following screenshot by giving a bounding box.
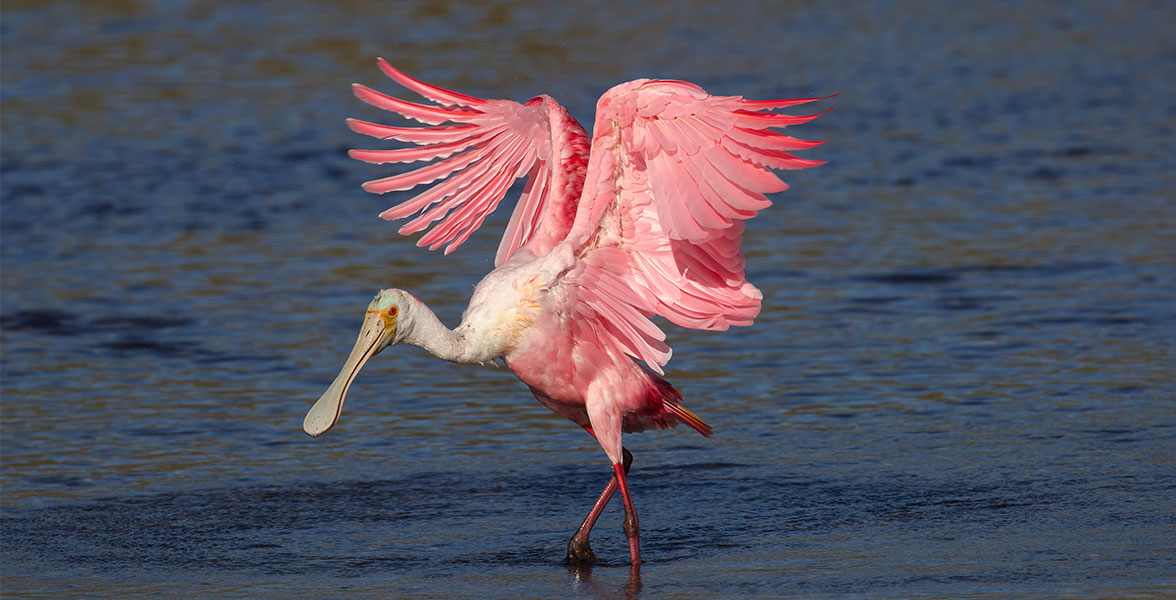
[666,402,713,437]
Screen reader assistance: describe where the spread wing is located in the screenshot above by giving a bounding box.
[560,79,829,373]
[348,59,589,265]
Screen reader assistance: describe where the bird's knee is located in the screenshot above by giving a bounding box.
[622,510,640,538]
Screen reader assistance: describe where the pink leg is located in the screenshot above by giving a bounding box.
[566,426,634,565]
[566,448,633,564]
[614,461,642,566]
[566,473,617,564]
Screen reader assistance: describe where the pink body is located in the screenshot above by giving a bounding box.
[347,60,826,465]
[309,60,829,565]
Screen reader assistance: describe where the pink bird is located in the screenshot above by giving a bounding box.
[304,59,828,566]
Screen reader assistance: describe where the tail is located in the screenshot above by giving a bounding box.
[622,367,714,436]
[666,401,713,437]
[654,375,713,437]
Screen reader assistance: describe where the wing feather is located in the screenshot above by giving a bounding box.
[349,61,590,264]
[422,144,536,253]
[557,79,828,373]
[348,64,828,375]
[347,119,479,144]
[497,162,550,263]
[374,59,488,107]
[388,152,499,225]
[360,149,486,195]
[349,134,491,164]
[353,83,480,125]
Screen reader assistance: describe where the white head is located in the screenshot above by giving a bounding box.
[302,288,413,436]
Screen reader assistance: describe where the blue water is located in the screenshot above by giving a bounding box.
[3,1,1175,598]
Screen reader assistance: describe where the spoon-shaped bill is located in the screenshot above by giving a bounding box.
[303,312,392,437]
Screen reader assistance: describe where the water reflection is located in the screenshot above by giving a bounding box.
[569,563,642,600]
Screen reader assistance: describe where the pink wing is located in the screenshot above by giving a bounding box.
[560,79,829,374]
[348,59,589,265]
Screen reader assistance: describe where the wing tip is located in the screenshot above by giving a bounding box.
[375,57,404,82]
[363,180,393,195]
[351,82,377,102]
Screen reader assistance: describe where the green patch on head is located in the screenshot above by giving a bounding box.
[367,288,403,312]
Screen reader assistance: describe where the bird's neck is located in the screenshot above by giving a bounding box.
[399,296,487,365]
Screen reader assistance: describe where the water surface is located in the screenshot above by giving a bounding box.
[3,1,1174,598]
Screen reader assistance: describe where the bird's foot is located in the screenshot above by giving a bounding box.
[565,535,597,566]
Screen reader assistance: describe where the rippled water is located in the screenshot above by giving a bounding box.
[3,1,1175,598]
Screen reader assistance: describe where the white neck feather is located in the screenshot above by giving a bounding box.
[395,296,464,363]
[397,295,497,365]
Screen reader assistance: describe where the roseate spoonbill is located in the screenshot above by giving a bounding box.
[304,59,828,566]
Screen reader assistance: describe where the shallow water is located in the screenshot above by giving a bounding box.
[2,1,1175,598]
